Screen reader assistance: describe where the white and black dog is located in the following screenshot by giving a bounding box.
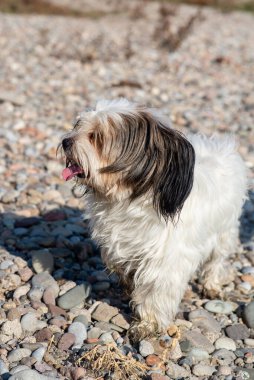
[60,98,247,338]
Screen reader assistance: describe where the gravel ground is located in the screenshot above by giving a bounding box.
[0,1,254,379]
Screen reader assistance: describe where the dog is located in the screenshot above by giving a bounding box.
[60,98,247,339]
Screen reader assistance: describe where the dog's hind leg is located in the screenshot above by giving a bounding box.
[201,227,239,297]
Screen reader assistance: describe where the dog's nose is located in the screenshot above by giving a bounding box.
[62,138,73,151]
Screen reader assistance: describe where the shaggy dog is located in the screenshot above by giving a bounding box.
[60,99,247,338]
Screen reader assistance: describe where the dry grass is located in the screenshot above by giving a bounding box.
[0,0,107,18]
[76,344,149,380]
[154,4,202,51]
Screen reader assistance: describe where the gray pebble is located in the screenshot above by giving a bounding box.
[189,308,221,333]
[93,281,110,291]
[31,347,46,363]
[9,366,30,375]
[21,313,47,333]
[32,272,59,296]
[139,340,154,357]
[243,301,254,328]
[99,332,115,344]
[183,330,214,353]
[57,283,91,310]
[166,361,190,379]
[192,364,216,377]
[8,369,57,380]
[225,324,250,340]
[0,260,14,270]
[87,327,102,339]
[212,349,236,365]
[68,321,87,348]
[205,300,234,314]
[187,347,210,362]
[215,337,236,351]
[0,359,9,375]
[74,314,90,327]
[8,348,32,363]
[32,249,54,274]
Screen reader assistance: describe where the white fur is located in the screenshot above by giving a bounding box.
[82,100,248,330]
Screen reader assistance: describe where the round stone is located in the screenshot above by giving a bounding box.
[68,322,87,348]
[57,283,91,310]
[242,301,254,328]
[215,337,236,351]
[32,249,54,274]
[8,348,32,363]
[31,347,46,363]
[32,272,59,296]
[57,333,75,351]
[225,324,250,340]
[99,332,115,344]
[187,348,210,362]
[139,340,155,357]
[204,300,234,315]
[21,313,47,334]
[192,364,216,377]
[8,369,53,379]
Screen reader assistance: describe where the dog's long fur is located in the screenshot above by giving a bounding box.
[61,98,247,332]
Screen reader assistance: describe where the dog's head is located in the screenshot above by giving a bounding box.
[60,99,195,221]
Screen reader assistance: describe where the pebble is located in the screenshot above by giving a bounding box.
[244,338,254,347]
[87,327,103,339]
[166,361,189,379]
[110,314,130,329]
[0,260,14,270]
[8,369,56,380]
[212,349,236,365]
[139,340,155,357]
[8,348,32,363]
[31,347,47,363]
[42,287,56,305]
[99,332,115,344]
[225,324,250,340]
[32,273,59,296]
[243,301,254,328]
[57,283,91,310]
[13,284,31,300]
[18,267,33,282]
[0,359,9,375]
[183,330,214,353]
[32,250,54,274]
[205,300,235,315]
[215,337,237,351]
[21,313,47,334]
[58,333,76,351]
[68,322,87,348]
[192,364,216,377]
[187,348,210,362]
[1,319,22,338]
[34,328,52,342]
[74,314,90,327]
[188,308,221,333]
[92,302,119,322]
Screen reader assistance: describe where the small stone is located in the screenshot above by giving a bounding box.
[2,319,22,338]
[34,328,52,342]
[93,281,110,291]
[139,340,155,357]
[187,348,210,362]
[183,330,214,353]
[146,355,161,367]
[8,348,32,363]
[225,324,250,340]
[32,250,54,274]
[217,365,232,376]
[13,284,31,300]
[238,281,252,293]
[8,369,52,379]
[28,287,44,301]
[243,301,254,328]
[150,374,170,380]
[244,338,254,347]
[74,314,90,327]
[0,359,9,375]
[57,283,91,310]
[48,304,67,318]
[18,267,33,282]
[188,309,221,333]
[215,337,236,351]
[68,322,87,348]
[99,332,115,344]
[111,314,130,330]
[32,272,59,296]
[7,308,21,321]
[32,347,46,363]
[42,287,56,305]
[58,333,76,351]
[92,303,118,322]
[0,260,14,270]
[212,349,236,365]
[205,300,235,314]
[21,313,47,334]
[192,364,216,377]
[9,366,30,375]
[87,327,102,339]
[166,361,190,379]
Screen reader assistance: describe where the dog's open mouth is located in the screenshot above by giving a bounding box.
[62,161,85,181]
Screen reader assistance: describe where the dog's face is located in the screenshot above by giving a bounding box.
[60,99,195,221]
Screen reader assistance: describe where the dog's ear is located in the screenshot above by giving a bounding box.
[151,122,195,222]
[100,111,195,222]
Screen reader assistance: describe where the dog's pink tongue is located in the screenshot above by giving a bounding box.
[62,165,83,181]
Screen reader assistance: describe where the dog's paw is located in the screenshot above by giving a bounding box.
[128,320,158,343]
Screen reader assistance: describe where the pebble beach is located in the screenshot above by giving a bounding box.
[0,1,254,379]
